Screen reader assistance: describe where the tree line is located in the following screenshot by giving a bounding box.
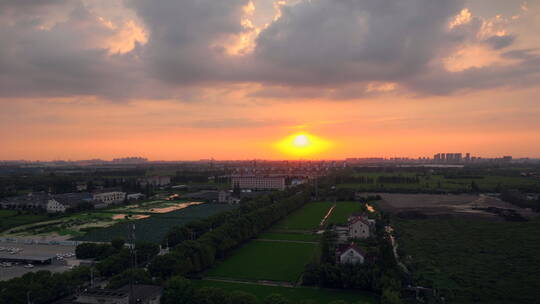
[149,188,311,279]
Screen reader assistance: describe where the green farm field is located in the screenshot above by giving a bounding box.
[271,202,333,231]
[1,212,129,238]
[326,201,364,225]
[192,280,377,304]
[257,232,319,242]
[338,173,540,193]
[0,210,51,232]
[73,203,237,243]
[395,218,540,303]
[206,240,318,283]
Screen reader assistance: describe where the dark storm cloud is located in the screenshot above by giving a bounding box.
[251,0,465,85]
[0,1,144,99]
[406,49,540,95]
[0,0,65,13]
[0,0,539,100]
[484,35,516,50]
[126,0,251,84]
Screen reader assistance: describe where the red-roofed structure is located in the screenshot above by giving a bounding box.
[336,243,366,264]
[348,214,375,239]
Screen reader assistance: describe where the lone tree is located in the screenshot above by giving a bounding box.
[471,181,480,193]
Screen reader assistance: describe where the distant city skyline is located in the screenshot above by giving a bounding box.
[2,153,538,163]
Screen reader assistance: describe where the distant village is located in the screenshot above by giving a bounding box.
[0,174,313,213]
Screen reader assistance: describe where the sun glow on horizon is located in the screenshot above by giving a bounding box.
[293,134,310,147]
[275,133,332,158]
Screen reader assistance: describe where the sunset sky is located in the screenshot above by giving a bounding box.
[1,0,539,160]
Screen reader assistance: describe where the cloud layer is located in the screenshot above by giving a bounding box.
[0,0,539,100]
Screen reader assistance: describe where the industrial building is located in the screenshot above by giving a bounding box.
[231,175,286,191]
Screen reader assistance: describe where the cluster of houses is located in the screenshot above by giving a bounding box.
[334,213,376,265]
[0,189,144,213]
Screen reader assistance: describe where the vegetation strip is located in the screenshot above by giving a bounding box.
[255,238,318,244]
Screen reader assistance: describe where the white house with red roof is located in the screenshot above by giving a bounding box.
[336,243,366,265]
[348,214,376,239]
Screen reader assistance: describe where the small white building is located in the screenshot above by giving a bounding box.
[336,243,366,265]
[229,197,241,205]
[46,199,67,213]
[218,191,230,204]
[93,191,126,207]
[127,193,145,201]
[76,182,88,192]
[47,192,94,213]
[218,191,241,205]
[348,215,375,239]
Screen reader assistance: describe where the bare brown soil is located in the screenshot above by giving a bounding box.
[369,193,537,219]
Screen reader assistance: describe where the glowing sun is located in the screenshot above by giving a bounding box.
[293,134,311,148]
[275,133,331,157]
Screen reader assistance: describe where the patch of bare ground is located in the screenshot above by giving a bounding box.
[368,193,537,219]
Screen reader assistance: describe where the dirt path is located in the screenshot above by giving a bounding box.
[385,225,409,274]
[320,204,336,227]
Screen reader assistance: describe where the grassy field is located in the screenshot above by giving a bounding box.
[73,204,236,243]
[192,280,377,304]
[0,210,51,232]
[394,218,540,303]
[0,210,18,217]
[257,232,319,242]
[1,212,125,238]
[338,173,540,192]
[272,202,333,231]
[206,240,318,283]
[326,201,364,225]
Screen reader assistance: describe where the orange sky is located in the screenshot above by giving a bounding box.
[0,0,539,160]
[2,86,539,160]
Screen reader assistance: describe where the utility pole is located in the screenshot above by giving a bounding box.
[90,267,94,288]
[128,223,136,304]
